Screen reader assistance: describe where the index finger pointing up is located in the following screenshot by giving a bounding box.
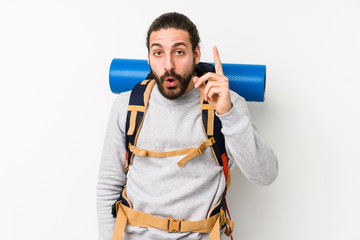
[213,46,224,75]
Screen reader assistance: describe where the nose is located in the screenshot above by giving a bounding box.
[164,55,174,71]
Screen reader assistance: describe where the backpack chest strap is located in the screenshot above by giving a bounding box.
[129,137,215,167]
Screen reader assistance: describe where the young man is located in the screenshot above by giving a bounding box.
[97,12,278,240]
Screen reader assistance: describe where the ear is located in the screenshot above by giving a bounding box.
[194,45,201,64]
[147,53,150,65]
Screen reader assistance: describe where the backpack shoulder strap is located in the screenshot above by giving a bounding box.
[200,91,233,238]
[195,63,231,189]
[125,79,156,170]
[200,94,231,189]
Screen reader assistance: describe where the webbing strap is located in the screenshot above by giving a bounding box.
[201,103,215,137]
[207,109,215,136]
[113,204,127,240]
[199,91,233,238]
[129,138,215,167]
[112,201,233,240]
[129,145,195,158]
[127,106,146,135]
[125,79,156,169]
[200,92,230,179]
[177,138,215,167]
[128,105,146,112]
[127,111,137,135]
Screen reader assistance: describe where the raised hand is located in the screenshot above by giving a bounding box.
[193,46,232,115]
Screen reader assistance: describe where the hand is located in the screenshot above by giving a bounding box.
[193,46,232,115]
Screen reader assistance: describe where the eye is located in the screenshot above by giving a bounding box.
[153,51,162,56]
[175,50,184,56]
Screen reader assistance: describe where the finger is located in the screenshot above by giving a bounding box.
[203,81,222,101]
[204,85,216,102]
[193,76,204,88]
[213,46,224,75]
[193,76,200,85]
[194,76,205,90]
[208,87,220,103]
[194,72,221,88]
[194,76,206,96]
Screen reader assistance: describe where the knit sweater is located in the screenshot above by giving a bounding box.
[97,83,278,240]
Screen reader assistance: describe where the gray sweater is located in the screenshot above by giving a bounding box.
[97,84,278,240]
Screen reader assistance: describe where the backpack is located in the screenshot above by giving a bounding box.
[112,63,234,240]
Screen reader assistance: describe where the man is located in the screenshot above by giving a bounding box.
[97,12,278,240]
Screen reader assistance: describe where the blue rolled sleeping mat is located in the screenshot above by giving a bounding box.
[109,58,266,102]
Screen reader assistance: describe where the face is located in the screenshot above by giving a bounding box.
[148,28,200,99]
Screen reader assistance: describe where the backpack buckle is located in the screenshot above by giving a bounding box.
[167,217,183,233]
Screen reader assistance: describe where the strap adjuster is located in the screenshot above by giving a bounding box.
[167,217,183,233]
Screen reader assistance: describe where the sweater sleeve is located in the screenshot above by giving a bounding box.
[97,93,130,240]
[217,92,278,186]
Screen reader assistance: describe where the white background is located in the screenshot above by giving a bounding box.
[1,0,359,239]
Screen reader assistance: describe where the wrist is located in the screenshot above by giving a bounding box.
[217,103,233,115]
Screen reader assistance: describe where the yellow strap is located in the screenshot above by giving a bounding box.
[127,111,137,135]
[113,187,234,240]
[123,205,221,233]
[141,79,149,85]
[129,145,196,158]
[224,217,234,237]
[129,138,215,167]
[144,80,156,107]
[128,105,145,112]
[177,138,215,167]
[200,92,215,137]
[127,80,156,137]
[112,202,127,240]
[207,109,215,136]
[113,203,229,240]
[202,104,215,110]
[127,106,146,135]
[226,170,232,189]
[209,211,221,240]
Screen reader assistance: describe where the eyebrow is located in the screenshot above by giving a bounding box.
[150,42,188,49]
[173,42,188,48]
[150,43,162,49]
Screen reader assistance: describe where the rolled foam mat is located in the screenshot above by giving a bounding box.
[109,58,266,102]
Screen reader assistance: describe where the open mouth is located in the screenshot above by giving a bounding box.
[165,77,177,87]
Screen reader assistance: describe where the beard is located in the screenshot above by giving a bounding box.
[151,62,195,100]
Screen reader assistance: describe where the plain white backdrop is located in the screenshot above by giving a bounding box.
[1,0,359,239]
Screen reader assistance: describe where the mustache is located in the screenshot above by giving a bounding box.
[160,71,182,82]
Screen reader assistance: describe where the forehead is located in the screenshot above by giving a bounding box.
[149,28,191,48]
